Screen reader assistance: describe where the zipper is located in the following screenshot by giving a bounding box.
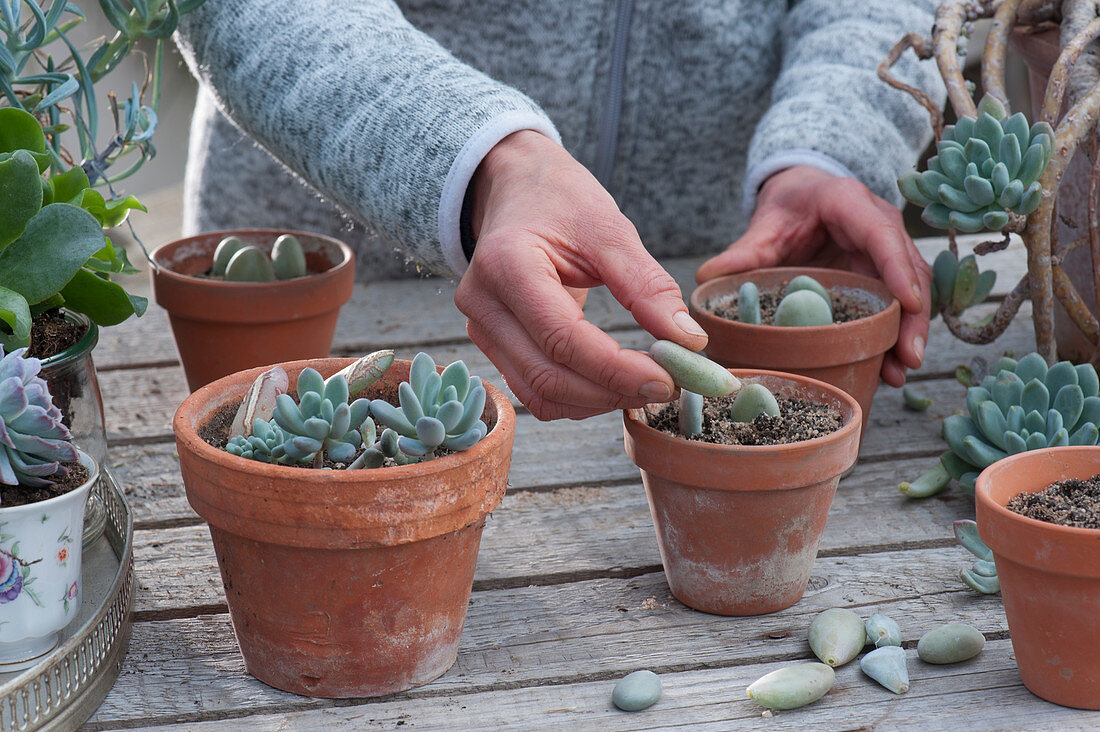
[593,0,634,188]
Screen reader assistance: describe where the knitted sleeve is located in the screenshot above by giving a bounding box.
[174,0,559,277]
[742,0,946,214]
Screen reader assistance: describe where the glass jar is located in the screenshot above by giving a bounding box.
[38,311,108,548]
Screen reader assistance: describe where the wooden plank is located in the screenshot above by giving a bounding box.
[90,548,1008,725]
[123,453,974,611]
[88,640,1098,731]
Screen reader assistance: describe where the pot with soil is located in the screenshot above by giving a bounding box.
[173,350,514,697]
[0,346,100,672]
[975,445,1100,709]
[689,268,899,437]
[152,229,355,392]
[622,368,862,615]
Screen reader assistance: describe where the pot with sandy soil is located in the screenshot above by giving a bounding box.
[976,445,1100,709]
[173,351,514,697]
[622,369,862,616]
[152,229,355,392]
[689,268,898,438]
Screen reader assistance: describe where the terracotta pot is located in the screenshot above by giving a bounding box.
[1012,29,1099,365]
[622,370,862,615]
[689,267,899,439]
[976,446,1100,709]
[152,229,355,392]
[173,358,515,698]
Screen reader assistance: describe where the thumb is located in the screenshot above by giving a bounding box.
[591,234,709,352]
[695,214,786,284]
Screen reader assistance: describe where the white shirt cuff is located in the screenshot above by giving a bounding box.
[439,110,562,277]
[741,149,859,218]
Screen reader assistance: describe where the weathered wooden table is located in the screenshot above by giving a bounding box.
[79,232,1100,730]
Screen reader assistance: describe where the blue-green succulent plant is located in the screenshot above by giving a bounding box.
[370,352,488,458]
[214,234,308,282]
[954,519,999,595]
[898,95,1054,233]
[902,352,1100,497]
[737,275,833,326]
[0,347,78,491]
[930,250,996,318]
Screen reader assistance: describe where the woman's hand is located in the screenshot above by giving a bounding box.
[454,131,708,421]
[696,166,931,387]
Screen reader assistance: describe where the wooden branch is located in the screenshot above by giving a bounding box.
[983,0,1025,108]
[974,233,1012,255]
[934,2,978,119]
[878,33,943,138]
[1053,262,1100,340]
[1061,0,1100,107]
[1089,136,1100,322]
[941,276,1029,344]
[1040,17,1100,125]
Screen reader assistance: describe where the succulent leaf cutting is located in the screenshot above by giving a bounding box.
[0,347,78,491]
[902,353,1100,497]
[213,234,308,282]
[225,350,489,468]
[737,275,834,326]
[898,95,1053,233]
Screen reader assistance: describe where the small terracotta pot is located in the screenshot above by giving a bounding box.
[173,358,515,698]
[689,267,900,438]
[623,370,861,616]
[976,446,1100,709]
[152,229,355,392]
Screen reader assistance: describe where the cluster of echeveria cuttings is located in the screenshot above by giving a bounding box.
[737,275,833,327]
[225,350,489,468]
[900,353,1100,498]
[212,235,308,282]
[0,347,78,496]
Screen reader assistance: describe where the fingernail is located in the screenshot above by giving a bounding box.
[673,310,707,338]
[911,283,923,306]
[640,381,672,402]
[913,335,925,363]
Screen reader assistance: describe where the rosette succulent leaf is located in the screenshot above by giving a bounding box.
[370,352,488,458]
[898,95,1054,233]
[929,250,997,318]
[226,418,289,464]
[0,347,78,489]
[903,353,1100,497]
[272,368,371,467]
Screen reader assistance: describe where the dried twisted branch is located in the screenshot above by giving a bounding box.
[1041,17,1100,124]
[878,33,943,138]
[934,2,978,119]
[942,275,1030,343]
[983,0,1026,107]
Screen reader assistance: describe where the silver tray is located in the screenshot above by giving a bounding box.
[0,470,134,731]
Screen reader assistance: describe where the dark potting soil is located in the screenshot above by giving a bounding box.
[0,461,90,507]
[27,309,85,360]
[1007,474,1100,529]
[711,284,876,325]
[648,391,843,446]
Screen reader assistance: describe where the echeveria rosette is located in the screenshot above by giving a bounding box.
[943,353,1100,492]
[898,95,1054,233]
[271,368,371,467]
[0,346,78,490]
[370,352,488,458]
[226,419,289,464]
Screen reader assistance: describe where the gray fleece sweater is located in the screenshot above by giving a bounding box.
[175,0,944,282]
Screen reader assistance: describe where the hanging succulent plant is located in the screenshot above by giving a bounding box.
[898,95,1054,233]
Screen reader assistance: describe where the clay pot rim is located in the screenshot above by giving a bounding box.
[623,368,862,456]
[0,449,99,519]
[151,227,353,290]
[689,266,901,335]
[172,357,515,485]
[976,445,1100,539]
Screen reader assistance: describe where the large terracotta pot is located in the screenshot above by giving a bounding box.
[689,267,899,439]
[622,370,862,616]
[976,446,1100,710]
[152,229,355,392]
[1012,29,1099,365]
[173,358,515,698]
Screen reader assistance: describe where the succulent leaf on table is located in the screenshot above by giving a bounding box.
[898,95,1053,233]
